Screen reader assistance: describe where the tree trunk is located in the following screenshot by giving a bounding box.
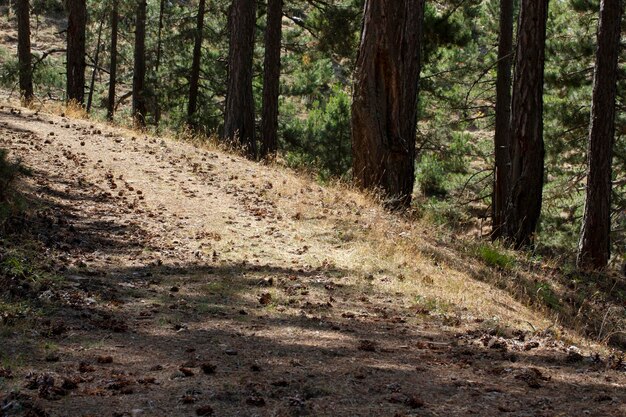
[260,0,283,159]
[187,0,206,128]
[154,0,165,127]
[86,18,103,114]
[223,0,257,158]
[503,0,549,248]
[351,0,425,208]
[66,0,86,105]
[107,0,118,121]
[492,0,514,240]
[577,0,622,270]
[132,0,147,127]
[16,0,33,104]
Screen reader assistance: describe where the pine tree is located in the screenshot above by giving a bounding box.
[187,0,206,128]
[133,0,147,127]
[260,0,283,158]
[16,0,33,104]
[107,0,118,121]
[223,0,257,158]
[503,0,549,247]
[351,0,426,208]
[492,0,514,239]
[577,0,622,269]
[66,0,86,104]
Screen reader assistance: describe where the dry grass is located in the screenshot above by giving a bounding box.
[4,96,624,354]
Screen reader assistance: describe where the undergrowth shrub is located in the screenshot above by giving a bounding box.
[0,47,18,89]
[0,149,29,226]
[416,154,447,197]
[281,85,351,181]
[476,243,515,270]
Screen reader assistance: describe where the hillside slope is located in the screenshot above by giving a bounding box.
[0,103,624,416]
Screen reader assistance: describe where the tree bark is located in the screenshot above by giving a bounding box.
[154,0,165,127]
[66,0,86,105]
[260,0,283,159]
[492,0,514,240]
[503,0,549,248]
[16,0,33,104]
[132,0,147,127]
[577,0,622,269]
[351,0,425,208]
[107,0,118,121]
[187,0,206,128]
[223,0,257,158]
[86,18,103,114]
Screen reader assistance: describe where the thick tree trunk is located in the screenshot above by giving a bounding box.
[492,0,514,239]
[16,0,33,104]
[107,0,118,121]
[132,0,147,127]
[351,0,425,208]
[187,0,206,128]
[578,0,622,270]
[86,18,103,114]
[503,0,549,248]
[223,0,257,158]
[260,0,283,159]
[66,0,86,105]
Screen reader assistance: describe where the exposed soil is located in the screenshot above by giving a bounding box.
[0,104,624,417]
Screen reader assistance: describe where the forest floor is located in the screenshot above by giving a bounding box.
[0,103,625,417]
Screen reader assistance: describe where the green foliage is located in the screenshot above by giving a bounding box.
[0,149,29,226]
[305,0,363,61]
[476,244,515,270]
[33,56,65,98]
[0,150,25,200]
[417,198,467,228]
[416,154,447,197]
[32,0,65,14]
[534,282,561,310]
[281,85,351,181]
[0,47,18,89]
[413,295,451,315]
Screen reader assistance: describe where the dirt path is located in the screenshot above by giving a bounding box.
[0,105,624,417]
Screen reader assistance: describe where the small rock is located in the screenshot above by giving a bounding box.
[179,367,195,377]
[201,363,216,375]
[97,356,113,364]
[488,339,508,350]
[78,362,95,373]
[387,393,405,404]
[358,340,377,352]
[196,405,214,416]
[246,395,266,406]
[405,395,424,409]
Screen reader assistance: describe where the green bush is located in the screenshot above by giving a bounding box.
[477,244,515,270]
[416,154,447,196]
[32,0,65,14]
[0,149,29,225]
[33,57,65,98]
[281,85,352,181]
[0,47,18,89]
